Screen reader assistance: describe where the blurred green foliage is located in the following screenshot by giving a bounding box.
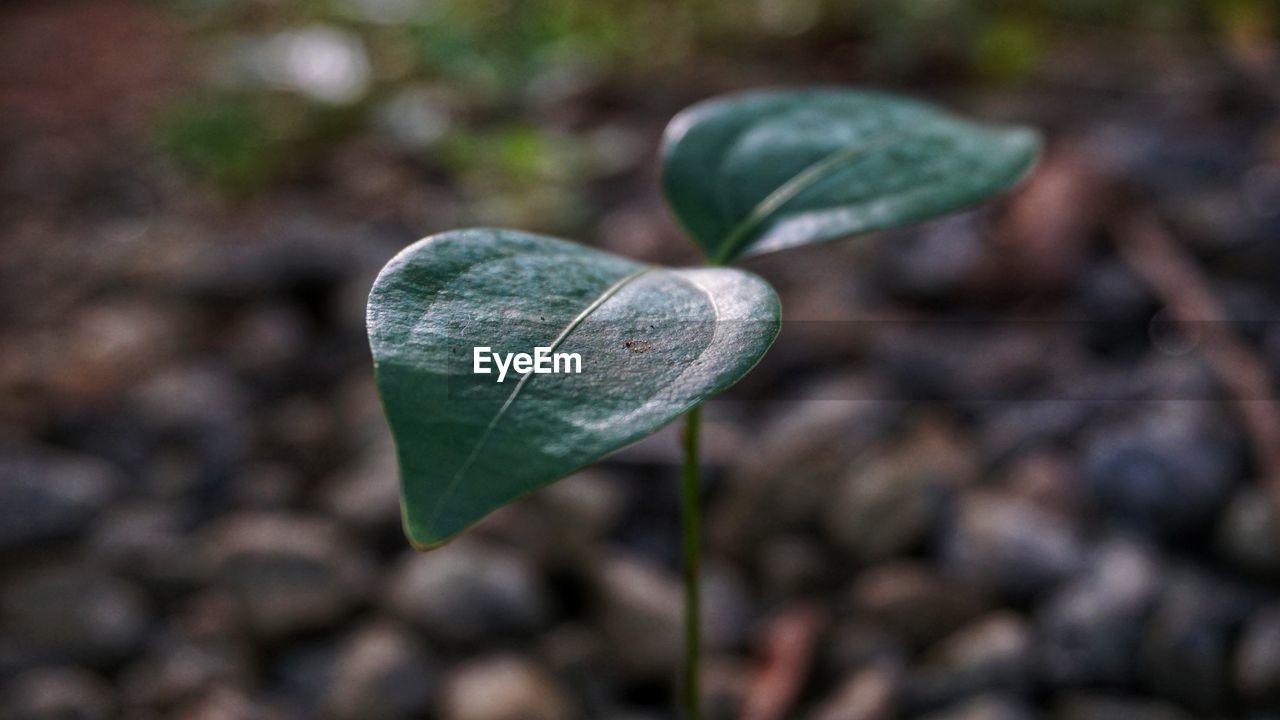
[157,97,275,193]
[155,0,1277,212]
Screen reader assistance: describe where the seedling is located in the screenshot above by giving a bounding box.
[367,88,1039,718]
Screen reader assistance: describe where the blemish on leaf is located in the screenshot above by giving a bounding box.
[624,339,653,354]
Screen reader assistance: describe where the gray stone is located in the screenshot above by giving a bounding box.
[386,538,549,647]
[849,562,988,650]
[1139,568,1256,710]
[1236,605,1280,708]
[120,634,251,710]
[1218,486,1280,582]
[810,666,898,720]
[0,667,115,720]
[202,513,370,638]
[1051,693,1194,720]
[172,686,288,720]
[596,554,683,682]
[320,441,401,532]
[0,450,119,550]
[1036,539,1163,688]
[1,565,149,666]
[824,418,975,563]
[88,501,202,595]
[909,612,1032,711]
[701,563,754,653]
[324,621,436,720]
[1082,406,1240,541]
[440,655,572,720]
[919,694,1033,720]
[943,492,1086,600]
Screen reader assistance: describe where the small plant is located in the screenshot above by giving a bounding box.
[367,87,1040,718]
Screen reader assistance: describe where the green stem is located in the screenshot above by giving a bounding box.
[680,405,703,720]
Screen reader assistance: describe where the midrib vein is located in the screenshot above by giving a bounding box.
[427,266,654,525]
[712,130,907,263]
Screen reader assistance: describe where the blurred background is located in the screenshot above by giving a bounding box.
[4,0,1280,718]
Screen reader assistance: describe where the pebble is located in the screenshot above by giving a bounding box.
[918,694,1034,720]
[386,538,549,647]
[1082,409,1239,542]
[320,441,402,532]
[811,666,898,720]
[908,612,1032,711]
[1051,693,1194,720]
[324,620,436,720]
[824,417,976,564]
[873,213,986,303]
[202,513,370,638]
[849,561,988,651]
[88,501,202,597]
[942,492,1086,601]
[1,565,149,666]
[1036,540,1163,688]
[439,655,572,720]
[823,622,906,681]
[0,449,119,550]
[130,364,249,505]
[1235,605,1280,708]
[595,554,683,682]
[171,686,288,720]
[0,667,116,720]
[1217,485,1280,581]
[1138,568,1256,710]
[757,534,829,601]
[119,633,251,711]
[701,563,754,653]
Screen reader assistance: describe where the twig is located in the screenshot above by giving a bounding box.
[1114,212,1280,509]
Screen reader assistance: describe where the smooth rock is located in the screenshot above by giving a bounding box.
[0,450,119,550]
[0,667,115,720]
[823,622,906,681]
[943,492,1086,600]
[1218,485,1280,581]
[874,213,985,303]
[919,694,1033,720]
[1,565,149,666]
[824,417,976,564]
[849,562,988,650]
[701,563,754,653]
[320,443,401,532]
[440,655,572,720]
[386,538,549,647]
[202,513,370,638]
[1236,605,1280,708]
[120,634,251,711]
[1082,408,1240,541]
[172,686,288,720]
[88,501,201,596]
[757,534,829,601]
[324,621,435,720]
[131,364,248,502]
[1052,693,1194,720]
[1138,568,1256,710]
[1036,540,1163,688]
[909,612,1032,711]
[811,666,898,720]
[596,554,683,682]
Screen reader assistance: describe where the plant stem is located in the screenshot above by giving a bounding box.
[680,405,703,720]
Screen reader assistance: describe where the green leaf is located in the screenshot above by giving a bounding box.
[367,229,781,549]
[660,88,1042,264]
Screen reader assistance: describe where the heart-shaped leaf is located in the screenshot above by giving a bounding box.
[661,88,1042,263]
[368,229,780,549]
